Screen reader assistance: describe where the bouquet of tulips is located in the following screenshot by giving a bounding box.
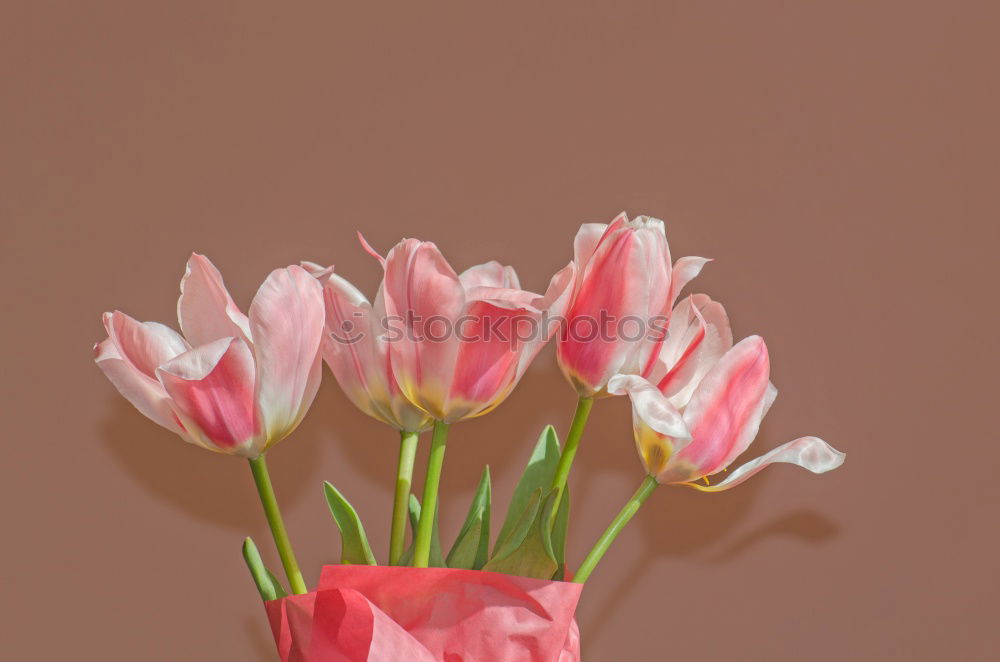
[94,213,845,661]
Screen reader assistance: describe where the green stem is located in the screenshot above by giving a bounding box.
[389,430,420,566]
[573,474,659,583]
[413,420,449,567]
[248,455,307,595]
[549,396,594,518]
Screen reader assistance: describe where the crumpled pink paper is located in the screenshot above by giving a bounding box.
[264,566,582,661]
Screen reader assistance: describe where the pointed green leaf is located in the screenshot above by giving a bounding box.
[551,484,570,580]
[323,482,377,565]
[446,466,492,569]
[487,487,543,563]
[241,537,287,601]
[494,425,561,555]
[400,493,445,567]
[483,489,559,579]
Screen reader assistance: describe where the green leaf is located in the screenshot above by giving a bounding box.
[399,493,445,567]
[265,569,287,596]
[446,466,492,570]
[493,425,561,555]
[241,537,287,601]
[323,482,377,565]
[551,483,571,580]
[486,488,542,562]
[482,489,559,579]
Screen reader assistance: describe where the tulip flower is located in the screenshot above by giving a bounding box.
[94,254,325,594]
[556,212,709,398]
[572,296,845,583]
[365,235,576,567]
[303,258,434,565]
[377,239,575,424]
[550,213,709,519]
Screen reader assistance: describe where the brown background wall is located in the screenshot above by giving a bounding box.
[3,2,997,660]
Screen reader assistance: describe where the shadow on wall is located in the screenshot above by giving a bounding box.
[99,395,323,533]
[575,400,841,648]
[99,374,403,532]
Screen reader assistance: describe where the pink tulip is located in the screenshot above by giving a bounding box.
[556,212,710,397]
[94,254,325,458]
[366,237,576,423]
[607,296,844,489]
[301,261,433,433]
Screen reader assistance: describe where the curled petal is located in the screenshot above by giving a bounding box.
[650,296,707,396]
[249,265,325,445]
[156,337,260,453]
[300,260,335,281]
[357,231,387,266]
[607,374,690,439]
[459,261,521,290]
[652,294,733,408]
[103,311,189,378]
[698,294,734,351]
[683,436,846,492]
[94,338,187,437]
[669,256,711,306]
[177,253,251,346]
[676,336,772,476]
[464,287,539,310]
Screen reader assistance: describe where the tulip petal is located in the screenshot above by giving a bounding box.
[94,338,187,436]
[156,337,260,452]
[536,262,577,324]
[300,260,335,281]
[249,265,325,444]
[682,436,846,492]
[103,311,189,378]
[558,229,644,393]
[447,299,527,420]
[669,256,711,306]
[572,222,609,277]
[460,261,521,289]
[514,262,577,378]
[651,294,733,409]
[368,283,429,428]
[464,286,539,310]
[357,231,387,266]
[177,253,251,346]
[382,240,466,418]
[676,336,772,476]
[607,374,690,439]
[322,275,389,419]
[322,274,430,431]
[651,296,707,395]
